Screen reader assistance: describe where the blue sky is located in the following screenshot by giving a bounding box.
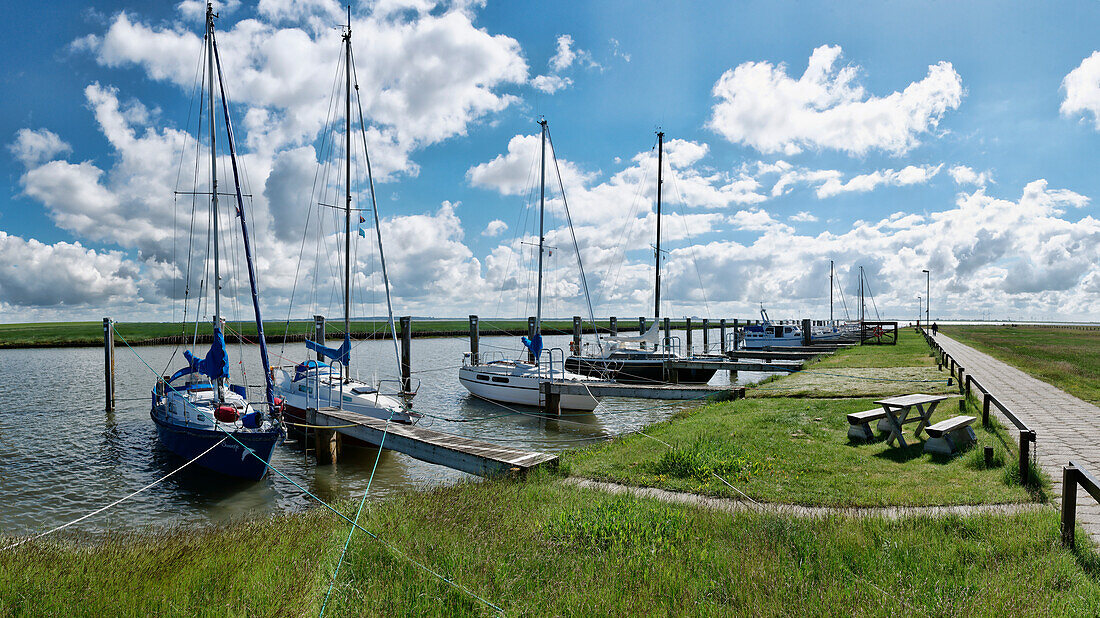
[2,0,1100,323]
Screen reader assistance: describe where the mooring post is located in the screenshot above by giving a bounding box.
[663,317,671,353]
[540,381,561,416]
[801,318,812,346]
[468,315,480,365]
[702,318,710,354]
[638,316,646,334]
[1062,465,1078,549]
[313,315,326,361]
[572,316,582,355]
[719,319,727,354]
[982,392,991,426]
[307,408,340,465]
[103,317,115,413]
[732,319,740,351]
[609,316,618,336]
[1019,429,1033,486]
[685,317,693,355]
[400,316,412,394]
[527,317,537,362]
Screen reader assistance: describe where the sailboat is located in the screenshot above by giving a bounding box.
[272,11,414,427]
[457,119,600,411]
[740,307,803,349]
[151,3,282,481]
[565,131,718,384]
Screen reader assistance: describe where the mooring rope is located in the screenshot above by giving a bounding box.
[1,437,228,551]
[112,326,503,615]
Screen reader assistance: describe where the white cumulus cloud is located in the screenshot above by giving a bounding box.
[707,45,963,156]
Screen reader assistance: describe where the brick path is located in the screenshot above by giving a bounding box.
[932,332,1100,542]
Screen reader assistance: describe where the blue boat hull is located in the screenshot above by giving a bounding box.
[151,412,280,481]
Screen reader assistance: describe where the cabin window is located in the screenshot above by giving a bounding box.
[476,374,490,381]
[784,327,792,335]
[298,385,307,393]
[491,376,509,383]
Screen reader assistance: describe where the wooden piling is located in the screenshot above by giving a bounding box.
[313,315,325,360]
[400,316,412,393]
[527,316,537,362]
[801,318,812,346]
[685,317,693,355]
[1020,430,1034,486]
[609,316,618,336]
[468,315,480,365]
[308,407,341,465]
[638,316,646,334]
[702,318,710,354]
[572,316,582,355]
[719,319,727,354]
[540,381,561,416]
[732,319,739,351]
[103,317,115,413]
[663,317,671,353]
[982,392,991,426]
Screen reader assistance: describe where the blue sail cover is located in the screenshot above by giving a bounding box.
[172,326,230,383]
[305,334,351,366]
[521,333,543,360]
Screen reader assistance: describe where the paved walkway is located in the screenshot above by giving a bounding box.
[566,478,1045,519]
[932,332,1100,541]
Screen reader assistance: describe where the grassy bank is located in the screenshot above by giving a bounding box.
[1,474,1096,616]
[941,325,1100,404]
[564,396,1038,507]
[0,318,684,349]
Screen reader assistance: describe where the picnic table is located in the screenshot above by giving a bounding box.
[874,393,950,448]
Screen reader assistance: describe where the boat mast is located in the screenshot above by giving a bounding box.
[827,258,836,323]
[535,118,547,334]
[654,130,664,323]
[206,3,223,402]
[342,10,352,383]
[859,266,865,324]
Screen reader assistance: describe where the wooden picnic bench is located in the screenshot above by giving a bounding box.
[874,393,951,448]
[846,409,886,441]
[923,415,977,455]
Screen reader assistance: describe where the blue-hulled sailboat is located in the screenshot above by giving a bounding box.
[151,3,281,480]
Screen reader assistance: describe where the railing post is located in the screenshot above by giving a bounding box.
[400,316,412,394]
[719,319,727,354]
[469,315,479,366]
[572,316,582,355]
[982,392,991,426]
[313,315,326,361]
[103,317,115,413]
[1019,429,1033,486]
[965,373,972,398]
[1062,465,1079,549]
[609,316,618,336]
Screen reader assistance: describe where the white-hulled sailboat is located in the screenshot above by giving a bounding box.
[458,119,600,411]
[273,11,415,427]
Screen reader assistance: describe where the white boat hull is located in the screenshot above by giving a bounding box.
[458,363,599,411]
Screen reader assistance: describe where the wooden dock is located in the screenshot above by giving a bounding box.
[546,381,746,401]
[310,407,557,477]
[721,350,828,361]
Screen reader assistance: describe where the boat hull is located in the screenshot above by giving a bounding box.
[565,356,718,385]
[151,412,280,481]
[458,366,599,411]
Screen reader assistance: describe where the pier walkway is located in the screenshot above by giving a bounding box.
[931,332,1100,541]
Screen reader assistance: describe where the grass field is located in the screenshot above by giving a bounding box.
[564,395,1041,507]
[1,474,1096,616]
[941,325,1100,404]
[0,318,681,348]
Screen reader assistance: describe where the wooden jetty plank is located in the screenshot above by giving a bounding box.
[722,350,829,361]
[548,381,745,401]
[312,407,557,477]
[665,360,801,372]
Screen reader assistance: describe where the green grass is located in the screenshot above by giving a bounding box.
[3,475,1098,616]
[812,329,938,368]
[941,325,1100,404]
[565,396,1043,507]
[0,318,682,348]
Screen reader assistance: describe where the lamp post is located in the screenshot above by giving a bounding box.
[922,269,930,325]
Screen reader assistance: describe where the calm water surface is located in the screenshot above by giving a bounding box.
[0,331,766,536]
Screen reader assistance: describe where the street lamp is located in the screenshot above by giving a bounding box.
[922,269,930,325]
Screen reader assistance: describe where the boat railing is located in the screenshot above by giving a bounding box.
[661,336,682,357]
[464,350,507,367]
[542,347,565,381]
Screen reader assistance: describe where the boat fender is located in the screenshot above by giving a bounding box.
[241,411,262,429]
[214,405,239,423]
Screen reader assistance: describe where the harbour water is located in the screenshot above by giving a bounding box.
[0,331,765,537]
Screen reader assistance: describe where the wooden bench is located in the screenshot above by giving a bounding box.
[847,409,887,441]
[923,415,977,455]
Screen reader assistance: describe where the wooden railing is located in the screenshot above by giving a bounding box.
[1061,460,1100,549]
